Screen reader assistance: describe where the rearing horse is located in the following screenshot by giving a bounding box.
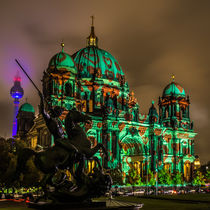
[65,110,108,160]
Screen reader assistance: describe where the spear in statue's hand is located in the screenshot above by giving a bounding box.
[15,59,42,95]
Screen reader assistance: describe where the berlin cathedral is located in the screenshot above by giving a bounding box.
[13,21,197,183]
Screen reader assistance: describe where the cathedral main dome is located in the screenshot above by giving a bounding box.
[162,81,186,98]
[72,47,125,84]
[72,23,125,87]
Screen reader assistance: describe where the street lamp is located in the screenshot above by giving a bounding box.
[193,156,201,170]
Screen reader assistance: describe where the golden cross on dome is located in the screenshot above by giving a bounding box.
[61,39,64,52]
[171,74,175,82]
[91,15,95,26]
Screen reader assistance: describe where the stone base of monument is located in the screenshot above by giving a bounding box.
[28,198,143,209]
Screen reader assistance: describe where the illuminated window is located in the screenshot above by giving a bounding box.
[164,163,171,173]
[133,161,141,176]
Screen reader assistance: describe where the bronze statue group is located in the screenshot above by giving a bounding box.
[13,92,112,204]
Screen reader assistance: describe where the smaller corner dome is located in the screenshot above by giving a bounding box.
[48,51,76,70]
[20,103,35,113]
[163,82,186,98]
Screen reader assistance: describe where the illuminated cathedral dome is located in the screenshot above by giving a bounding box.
[163,82,186,98]
[73,47,125,84]
[72,20,125,86]
[48,43,77,74]
[19,103,35,113]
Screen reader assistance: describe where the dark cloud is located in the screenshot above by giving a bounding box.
[0,0,209,163]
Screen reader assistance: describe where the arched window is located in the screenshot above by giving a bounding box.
[183,146,187,155]
[164,163,171,173]
[65,83,72,97]
[182,107,186,118]
[40,130,50,147]
[113,95,118,109]
[166,108,169,118]
[112,131,117,159]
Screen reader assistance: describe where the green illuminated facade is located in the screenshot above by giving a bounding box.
[17,23,197,184]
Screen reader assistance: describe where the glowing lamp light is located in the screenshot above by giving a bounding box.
[193,156,201,170]
[14,76,21,82]
[194,160,200,166]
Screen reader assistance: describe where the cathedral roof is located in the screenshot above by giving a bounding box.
[19,103,35,113]
[162,82,186,98]
[72,46,125,85]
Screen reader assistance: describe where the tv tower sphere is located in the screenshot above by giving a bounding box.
[10,75,24,99]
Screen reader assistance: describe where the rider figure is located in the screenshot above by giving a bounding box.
[38,92,78,152]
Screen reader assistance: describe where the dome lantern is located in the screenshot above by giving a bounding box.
[86,15,98,47]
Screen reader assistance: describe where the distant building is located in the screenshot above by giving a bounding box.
[15,22,197,183]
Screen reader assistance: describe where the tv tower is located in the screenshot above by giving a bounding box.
[10,72,24,137]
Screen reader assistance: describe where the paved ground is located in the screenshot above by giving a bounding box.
[1,196,210,210]
[0,200,143,210]
[116,195,210,210]
[0,201,28,209]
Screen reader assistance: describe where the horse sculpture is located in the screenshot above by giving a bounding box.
[65,109,108,160]
[13,91,110,203]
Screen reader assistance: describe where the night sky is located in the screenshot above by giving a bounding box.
[0,0,209,163]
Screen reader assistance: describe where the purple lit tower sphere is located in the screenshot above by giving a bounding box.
[10,73,24,136]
